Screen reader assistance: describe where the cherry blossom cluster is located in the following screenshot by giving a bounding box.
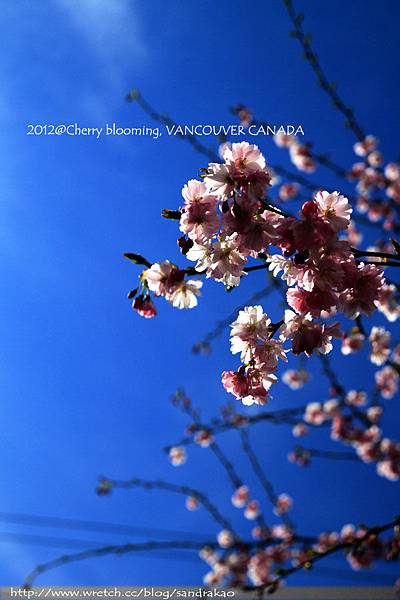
[293,398,400,481]
[130,259,203,317]
[375,365,399,399]
[94,473,397,589]
[221,220,387,405]
[269,191,385,321]
[278,182,300,202]
[233,101,400,229]
[310,523,399,571]
[129,144,392,394]
[221,306,287,406]
[349,137,400,230]
[221,301,343,406]
[199,520,398,588]
[181,142,277,287]
[183,150,383,404]
[274,132,316,173]
[376,283,400,322]
[232,106,316,174]
[369,326,391,365]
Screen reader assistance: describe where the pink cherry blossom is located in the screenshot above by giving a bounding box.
[187,235,247,288]
[194,429,213,448]
[231,485,250,508]
[346,390,367,406]
[375,365,399,399]
[144,261,184,296]
[367,406,383,423]
[179,201,219,243]
[132,295,157,318]
[353,135,378,157]
[314,190,352,232]
[304,402,326,425]
[168,279,203,309]
[338,262,384,318]
[181,179,213,204]
[223,141,266,175]
[186,496,200,511]
[282,368,309,390]
[273,132,295,148]
[248,551,272,586]
[289,141,316,173]
[169,446,186,466]
[244,500,260,520]
[341,331,365,355]
[230,305,271,361]
[292,423,309,437]
[217,529,235,549]
[279,182,299,201]
[280,311,341,357]
[367,150,383,167]
[384,162,400,181]
[286,285,338,317]
[376,284,400,322]
[369,326,391,366]
[222,369,250,400]
[274,493,293,515]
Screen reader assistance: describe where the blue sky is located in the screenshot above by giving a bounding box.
[0,0,399,587]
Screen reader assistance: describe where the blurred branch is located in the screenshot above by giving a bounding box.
[97,477,234,533]
[23,539,221,588]
[283,0,365,142]
[164,405,308,453]
[240,429,294,530]
[296,447,358,461]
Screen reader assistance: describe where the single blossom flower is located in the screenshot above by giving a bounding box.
[143,261,184,297]
[244,500,260,520]
[217,529,235,549]
[304,402,326,425]
[231,485,250,508]
[230,305,271,361]
[186,496,200,511]
[223,141,266,175]
[168,279,203,309]
[169,446,186,466]
[132,295,157,318]
[369,326,391,366]
[341,331,365,355]
[194,429,213,448]
[274,493,293,515]
[282,368,310,390]
[314,190,352,232]
[292,422,309,437]
[375,365,399,399]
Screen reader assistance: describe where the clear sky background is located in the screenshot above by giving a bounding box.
[0,0,399,587]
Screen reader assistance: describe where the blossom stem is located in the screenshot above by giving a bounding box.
[283,0,365,142]
[297,447,358,461]
[352,248,400,261]
[240,429,294,530]
[360,260,400,267]
[163,406,308,452]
